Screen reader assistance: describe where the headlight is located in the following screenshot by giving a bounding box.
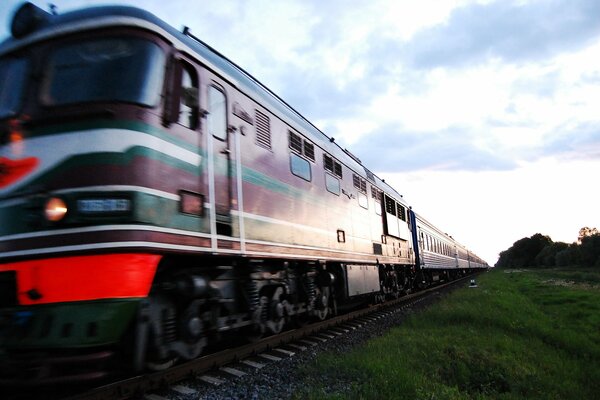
[45,197,67,221]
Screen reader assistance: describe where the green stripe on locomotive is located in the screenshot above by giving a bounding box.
[1,299,139,349]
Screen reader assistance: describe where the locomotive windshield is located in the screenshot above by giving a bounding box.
[41,38,165,107]
[0,57,28,119]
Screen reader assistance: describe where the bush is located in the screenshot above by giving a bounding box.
[535,242,569,267]
[580,234,600,268]
[496,233,552,268]
[497,231,600,269]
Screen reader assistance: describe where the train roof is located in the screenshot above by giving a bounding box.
[1,2,408,207]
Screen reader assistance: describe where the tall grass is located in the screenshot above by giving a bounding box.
[295,269,600,399]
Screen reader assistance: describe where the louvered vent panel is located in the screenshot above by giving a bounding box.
[385,196,396,215]
[397,204,406,221]
[255,110,271,149]
[289,131,302,153]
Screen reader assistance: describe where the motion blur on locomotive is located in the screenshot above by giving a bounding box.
[0,2,488,384]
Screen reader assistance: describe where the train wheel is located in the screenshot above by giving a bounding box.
[313,286,330,320]
[134,295,207,372]
[265,286,287,334]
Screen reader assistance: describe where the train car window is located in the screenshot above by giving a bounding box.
[289,130,315,162]
[323,154,342,178]
[334,162,342,178]
[208,85,227,140]
[325,173,340,195]
[0,58,27,119]
[353,174,367,193]
[358,192,368,209]
[371,187,382,202]
[178,63,198,129]
[42,38,165,107]
[289,130,302,153]
[304,141,315,161]
[290,153,311,181]
[255,109,271,149]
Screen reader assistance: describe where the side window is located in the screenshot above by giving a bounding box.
[323,153,342,178]
[353,174,367,193]
[178,63,199,129]
[325,173,340,195]
[208,85,227,140]
[358,192,368,209]
[290,153,311,181]
[372,187,382,215]
[289,130,315,161]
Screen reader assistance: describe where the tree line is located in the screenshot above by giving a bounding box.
[495,227,600,269]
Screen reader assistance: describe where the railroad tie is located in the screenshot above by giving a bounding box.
[171,385,197,395]
[241,359,266,369]
[273,347,296,357]
[220,366,248,377]
[144,395,169,400]
[257,353,282,362]
[199,374,226,386]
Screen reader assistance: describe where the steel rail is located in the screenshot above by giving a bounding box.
[63,273,478,400]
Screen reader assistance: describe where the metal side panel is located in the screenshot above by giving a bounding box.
[346,264,381,296]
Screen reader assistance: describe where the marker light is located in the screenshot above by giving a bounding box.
[45,197,67,222]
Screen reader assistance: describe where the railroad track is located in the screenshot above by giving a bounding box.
[54,274,476,400]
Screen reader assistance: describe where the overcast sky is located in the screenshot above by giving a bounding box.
[2,0,599,264]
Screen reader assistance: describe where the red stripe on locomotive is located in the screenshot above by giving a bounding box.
[0,253,160,305]
[0,156,39,189]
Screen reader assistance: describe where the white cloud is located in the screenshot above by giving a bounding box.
[382,157,600,264]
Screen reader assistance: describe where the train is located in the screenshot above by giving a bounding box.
[0,2,488,384]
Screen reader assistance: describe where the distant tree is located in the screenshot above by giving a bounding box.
[535,242,569,267]
[579,233,600,268]
[555,243,581,267]
[495,233,553,268]
[578,227,599,244]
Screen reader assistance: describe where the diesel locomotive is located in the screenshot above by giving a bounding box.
[0,2,487,383]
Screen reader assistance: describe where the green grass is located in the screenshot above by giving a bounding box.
[294,269,600,399]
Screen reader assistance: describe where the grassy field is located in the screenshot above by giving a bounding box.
[295,269,600,399]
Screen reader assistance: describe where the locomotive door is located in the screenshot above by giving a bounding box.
[206,83,233,235]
